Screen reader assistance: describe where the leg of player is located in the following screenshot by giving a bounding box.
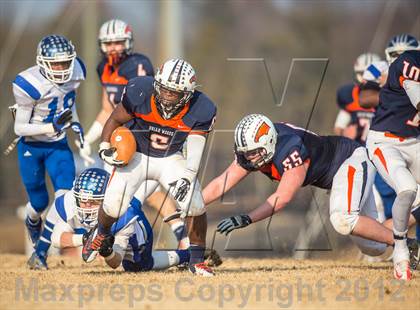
[329,148,394,255]
[145,190,189,249]
[17,140,49,244]
[367,133,418,280]
[82,154,145,262]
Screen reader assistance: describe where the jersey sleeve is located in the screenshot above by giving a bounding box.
[96,59,106,82]
[121,76,153,115]
[189,93,217,133]
[389,51,420,89]
[120,54,155,80]
[336,84,354,110]
[50,218,74,248]
[273,135,310,174]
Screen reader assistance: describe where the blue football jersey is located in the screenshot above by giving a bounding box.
[121,76,217,157]
[258,123,360,189]
[336,83,375,144]
[371,50,420,137]
[97,53,154,105]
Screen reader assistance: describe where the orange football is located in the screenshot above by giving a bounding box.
[110,127,137,165]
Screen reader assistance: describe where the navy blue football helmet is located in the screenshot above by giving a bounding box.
[73,168,110,228]
[36,35,76,84]
[385,34,419,64]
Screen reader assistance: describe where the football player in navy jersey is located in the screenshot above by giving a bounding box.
[76,19,154,165]
[74,19,188,248]
[366,41,420,280]
[82,58,217,276]
[334,53,380,142]
[203,114,419,274]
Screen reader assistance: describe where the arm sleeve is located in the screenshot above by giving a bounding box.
[50,219,74,248]
[13,85,55,136]
[185,134,207,180]
[334,109,352,129]
[403,79,420,109]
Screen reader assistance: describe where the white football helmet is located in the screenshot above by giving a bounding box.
[98,19,133,55]
[353,53,381,83]
[234,114,277,170]
[154,58,197,119]
[385,34,419,64]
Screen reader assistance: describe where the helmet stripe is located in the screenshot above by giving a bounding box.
[168,59,180,82]
[176,60,185,84]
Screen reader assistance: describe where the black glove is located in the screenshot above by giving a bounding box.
[98,235,115,258]
[217,214,252,235]
[52,109,72,132]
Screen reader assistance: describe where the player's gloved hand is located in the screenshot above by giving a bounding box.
[169,178,191,202]
[98,142,125,167]
[52,108,72,132]
[75,140,95,167]
[98,235,115,258]
[71,122,85,148]
[216,214,252,235]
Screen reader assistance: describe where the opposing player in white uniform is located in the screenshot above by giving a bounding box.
[27,168,191,270]
[13,35,86,245]
[366,34,420,280]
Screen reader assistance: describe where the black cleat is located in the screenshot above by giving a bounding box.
[27,252,48,270]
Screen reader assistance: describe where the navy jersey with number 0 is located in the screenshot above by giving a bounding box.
[259,123,360,189]
[371,50,420,137]
[97,53,154,105]
[122,76,217,157]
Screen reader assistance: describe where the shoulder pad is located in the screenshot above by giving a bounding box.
[55,191,76,222]
[188,91,217,122]
[125,76,154,99]
[119,53,154,79]
[72,57,86,80]
[13,66,53,100]
[336,83,356,109]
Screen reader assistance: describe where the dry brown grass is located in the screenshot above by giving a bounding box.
[0,254,419,310]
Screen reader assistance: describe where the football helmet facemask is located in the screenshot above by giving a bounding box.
[154,58,197,119]
[98,19,133,65]
[36,35,76,84]
[73,168,110,229]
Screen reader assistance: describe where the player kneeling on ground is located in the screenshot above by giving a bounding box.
[203,114,419,273]
[28,168,191,271]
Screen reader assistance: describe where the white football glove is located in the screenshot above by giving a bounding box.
[169,178,191,202]
[98,142,125,167]
[75,140,95,167]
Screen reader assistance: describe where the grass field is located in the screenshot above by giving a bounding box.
[0,254,419,310]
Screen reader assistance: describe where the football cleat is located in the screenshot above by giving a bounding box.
[204,249,223,267]
[27,252,48,270]
[408,238,420,270]
[189,262,215,277]
[82,228,103,263]
[25,217,42,244]
[393,260,412,281]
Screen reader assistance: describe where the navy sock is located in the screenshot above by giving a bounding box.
[189,245,205,265]
[35,239,50,258]
[173,225,188,242]
[176,250,190,265]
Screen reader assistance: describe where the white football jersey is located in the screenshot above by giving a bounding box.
[12,58,85,142]
[51,191,147,260]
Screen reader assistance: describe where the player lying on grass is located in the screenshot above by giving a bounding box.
[28,168,191,271]
[202,114,420,275]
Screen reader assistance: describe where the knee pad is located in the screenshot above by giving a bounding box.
[102,195,130,219]
[330,212,358,235]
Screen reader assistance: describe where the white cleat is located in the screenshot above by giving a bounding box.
[393,246,412,281]
[393,260,412,281]
[189,262,215,277]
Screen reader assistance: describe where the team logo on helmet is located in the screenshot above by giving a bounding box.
[254,122,270,143]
